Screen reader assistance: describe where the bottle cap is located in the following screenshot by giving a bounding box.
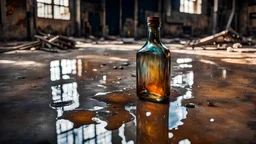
[147,17,160,21]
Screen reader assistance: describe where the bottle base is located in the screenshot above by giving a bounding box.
[138,91,169,103]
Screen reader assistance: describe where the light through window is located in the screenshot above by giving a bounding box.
[37,0,70,20]
[180,0,202,14]
[37,0,53,18]
[54,0,70,20]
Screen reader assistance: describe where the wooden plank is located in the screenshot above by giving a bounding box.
[35,35,67,50]
[0,41,41,53]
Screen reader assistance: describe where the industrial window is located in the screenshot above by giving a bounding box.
[37,0,70,20]
[37,0,53,18]
[180,0,202,14]
[53,0,70,20]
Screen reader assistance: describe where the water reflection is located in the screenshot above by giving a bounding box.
[168,96,188,130]
[49,57,195,144]
[169,58,194,130]
[56,120,112,144]
[50,59,137,144]
[179,139,191,144]
[50,59,82,81]
[136,100,169,143]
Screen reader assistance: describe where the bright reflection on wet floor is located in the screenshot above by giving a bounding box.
[49,58,195,143]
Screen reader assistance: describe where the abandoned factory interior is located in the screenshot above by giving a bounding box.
[0,0,256,144]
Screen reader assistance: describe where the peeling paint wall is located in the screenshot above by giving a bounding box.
[163,11,210,37]
[36,18,73,36]
[134,0,211,38]
[1,0,27,40]
[163,0,210,37]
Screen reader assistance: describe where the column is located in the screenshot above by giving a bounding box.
[0,0,4,39]
[119,0,122,36]
[102,0,106,37]
[26,0,35,40]
[166,0,171,17]
[76,0,81,36]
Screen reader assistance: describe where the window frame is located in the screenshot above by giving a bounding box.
[53,0,71,20]
[180,0,202,15]
[37,0,53,18]
[37,0,71,20]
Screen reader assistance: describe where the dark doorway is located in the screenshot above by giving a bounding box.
[106,0,120,35]
[122,0,134,26]
[89,12,101,37]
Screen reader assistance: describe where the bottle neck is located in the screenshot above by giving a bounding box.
[147,26,161,44]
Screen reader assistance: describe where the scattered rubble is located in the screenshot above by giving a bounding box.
[118,66,124,69]
[186,29,252,50]
[121,62,130,66]
[0,33,79,53]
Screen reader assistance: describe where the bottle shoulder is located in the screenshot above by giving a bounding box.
[137,42,170,56]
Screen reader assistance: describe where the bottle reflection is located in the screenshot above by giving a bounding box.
[136,100,169,144]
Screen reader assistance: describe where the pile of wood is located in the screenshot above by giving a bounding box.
[35,35,77,52]
[186,28,252,50]
[0,34,78,53]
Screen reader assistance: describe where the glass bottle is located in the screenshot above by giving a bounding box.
[136,16,171,103]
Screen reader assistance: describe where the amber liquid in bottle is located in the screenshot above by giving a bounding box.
[136,17,171,103]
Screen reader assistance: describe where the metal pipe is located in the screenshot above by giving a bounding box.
[226,0,236,30]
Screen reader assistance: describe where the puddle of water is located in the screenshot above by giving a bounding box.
[49,57,196,143]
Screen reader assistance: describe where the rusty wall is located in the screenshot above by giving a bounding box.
[36,18,73,36]
[163,11,210,37]
[134,0,211,38]
[162,0,210,37]
[1,0,27,40]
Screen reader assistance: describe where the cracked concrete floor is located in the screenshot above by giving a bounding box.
[0,44,256,144]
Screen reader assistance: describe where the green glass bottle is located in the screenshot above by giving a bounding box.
[136,17,171,103]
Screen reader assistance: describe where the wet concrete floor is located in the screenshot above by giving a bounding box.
[0,45,256,144]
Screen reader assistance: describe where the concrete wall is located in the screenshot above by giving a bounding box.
[133,0,211,38]
[162,0,210,37]
[36,18,73,36]
[163,11,210,37]
[1,0,27,40]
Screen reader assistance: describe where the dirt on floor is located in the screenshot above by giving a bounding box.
[0,44,255,144]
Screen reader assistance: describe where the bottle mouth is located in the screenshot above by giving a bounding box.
[147,16,161,27]
[147,16,160,21]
